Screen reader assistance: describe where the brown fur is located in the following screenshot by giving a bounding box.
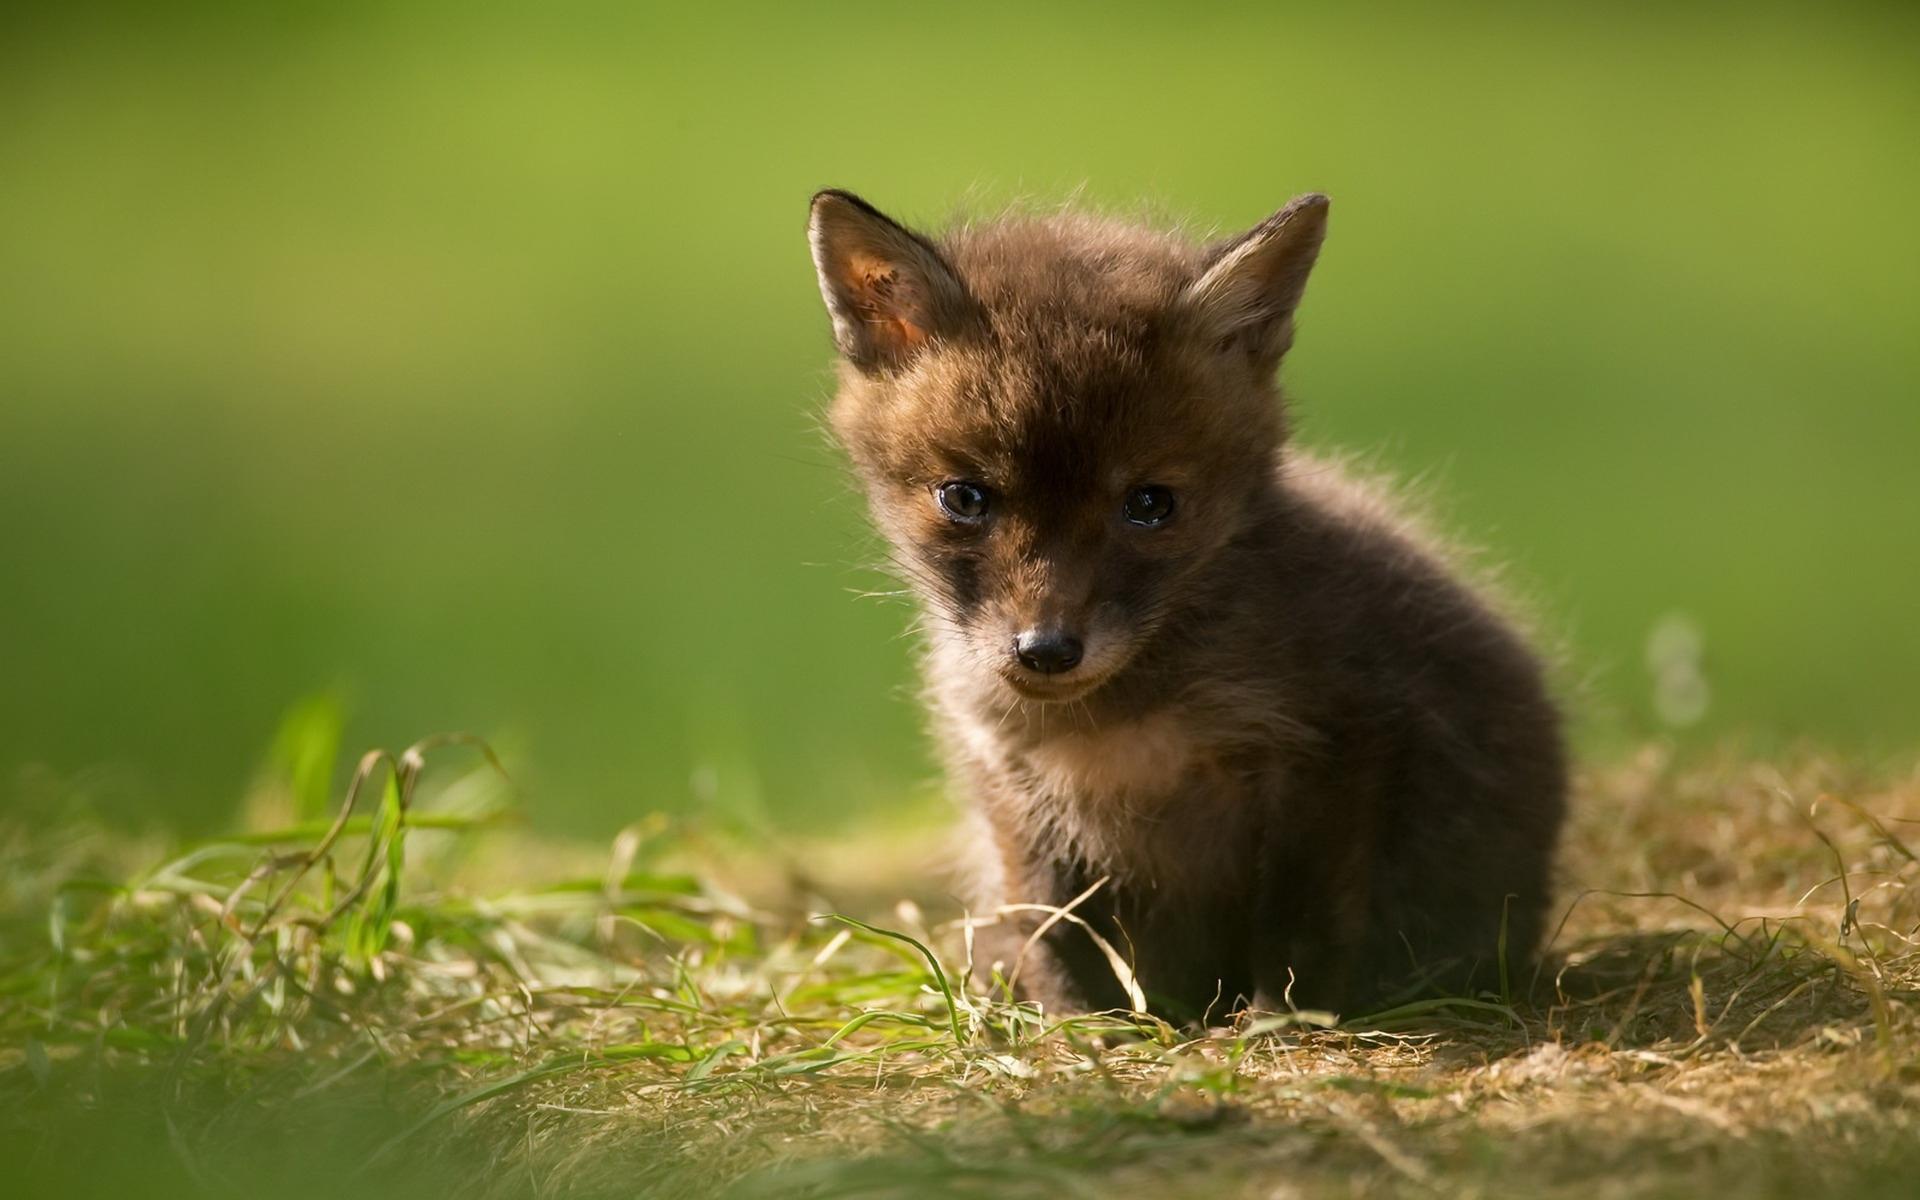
[808,190,1567,1020]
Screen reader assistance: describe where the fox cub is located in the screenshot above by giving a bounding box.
[807,189,1566,1020]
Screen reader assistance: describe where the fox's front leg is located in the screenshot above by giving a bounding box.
[1248,795,1374,1017]
[966,848,1130,1014]
[967,906,1094,1013]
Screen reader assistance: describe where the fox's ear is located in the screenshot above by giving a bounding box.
[1184,193,1329,362]
[809,190,973,373]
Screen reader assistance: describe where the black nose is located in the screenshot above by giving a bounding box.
[1015,630,1084,675]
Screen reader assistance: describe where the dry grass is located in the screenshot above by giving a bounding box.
[4,737,1919,1198]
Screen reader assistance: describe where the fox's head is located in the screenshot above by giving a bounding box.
[808,191,1328,705]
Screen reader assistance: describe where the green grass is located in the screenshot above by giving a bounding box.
[6,728,1920,1198]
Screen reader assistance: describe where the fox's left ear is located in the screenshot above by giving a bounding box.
[1183,193,1329,362]
[809,190,974,373]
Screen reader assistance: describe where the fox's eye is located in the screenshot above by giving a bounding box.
[1123,485,1175,527]
[935,480,990,522]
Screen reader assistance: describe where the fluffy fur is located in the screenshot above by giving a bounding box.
[808,189,1567,1020]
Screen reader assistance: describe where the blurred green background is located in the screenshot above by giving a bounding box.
[2,2,1915,836]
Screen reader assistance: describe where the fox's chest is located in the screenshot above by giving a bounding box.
[1016,711,1203,800]
[969,712,1261,891]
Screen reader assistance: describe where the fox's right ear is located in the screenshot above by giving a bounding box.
[1184,193,1329,364]
[809,190,972,373]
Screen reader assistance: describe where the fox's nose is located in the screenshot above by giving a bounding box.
[1014,629,1084,675]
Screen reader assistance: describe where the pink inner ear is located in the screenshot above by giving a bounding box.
[847,255,927,349]
[886,317,928,349]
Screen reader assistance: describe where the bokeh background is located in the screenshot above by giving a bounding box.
[3,2,1916,837]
